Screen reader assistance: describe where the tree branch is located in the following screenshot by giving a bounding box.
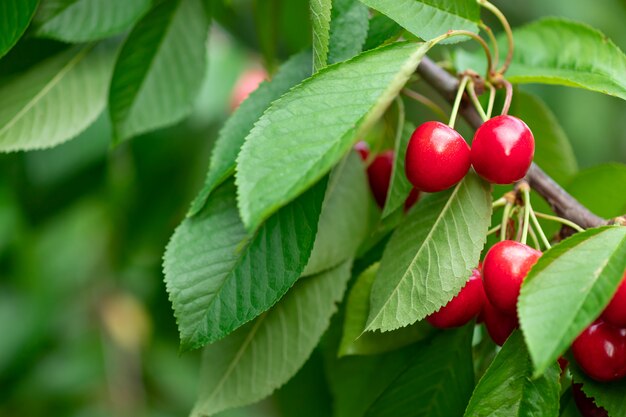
[417,56,607,229]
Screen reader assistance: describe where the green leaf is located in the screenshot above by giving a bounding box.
[311,0,332,72]
[0,0,39,58]
[303,152,370,276]
[0,43,114,152]
[188,52,312,217]
[163,178,327,350]
[456,18,626,100]
[328,0,369,64]
[519,226,626,376]
[366,173,491,332]
[339,263,433,356]
[34,0,151,42]
[510,91,578,185]
[570,362,626,417]
[359,0,480,44]
[381,120,414,218]
[108,0,210,141]
[464,332,561,417]
[566,163,626,219]
[191,260,352,417]
[236,41,432,232]
[363,13,402,51]
[365,326,474,417]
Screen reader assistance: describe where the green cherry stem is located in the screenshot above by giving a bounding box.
[479,22,499,71]
[487,224,502,236]
[528,223,541,250]
[477,0,514,75]
[529,206,552,250]
[492,196,507,209]
[466,80,488,122]
[500,202,513,241]
[486,82,496,119]
[501,79,513,115]
[448,75,470,128]
[520,185,531,245]
[402,88,448,121]
[533,211,585,233]
[429,30,493,78]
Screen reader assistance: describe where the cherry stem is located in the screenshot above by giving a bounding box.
[500,202,513,241]
[402,88,447,121]
[467,80,488,121]
[487,224,502,236]
[521,186,531,245]
[492,197,507,209]
[449,75,470,128]
[429,30,493,78]
[529,206,552,250]
[501,79,513,115]
[533,211,585,233]
[486,82,496,119]
[528,223,541,250]
[478,0,514,75]
[479,22,499,71]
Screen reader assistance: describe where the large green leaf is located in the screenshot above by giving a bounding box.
[34,0,151,42]
[365,173,491,332]
[510,91,578,185]
[359,0,480,44]
[339,263,433,356]
[519,226,626,376]
[0,44,114,152]
[570,362,626,417]
[0,0,39,58]
[566,163,626,219]
[191,260,351,417]
[381,120,414,218]
[163,178,326,350]
[363,13,402,51]
[456,18,626,100]
[365,326,474,417]
[188,52,312,217]
[108,0,209,141]
[236,41,431,232]
[303,152,370,276]
[311,0,332,72]
[328,0,369,64]
[464,332,561,417]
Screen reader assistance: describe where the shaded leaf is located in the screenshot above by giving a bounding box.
[519,226,626,376]
[236,41,432,232]
[366,173,491,332]
[381,120,414,218]
[163,178,326,350]
[311,0,332,72]
[328,0,369,64]
[0,0,39,58]
[464,332,561,417]
[108,0,210,141]
[191,260,352,417]
[0,43,114,152]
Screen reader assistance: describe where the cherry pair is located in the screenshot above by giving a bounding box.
[405,115,534,192]
[354,142,419,210]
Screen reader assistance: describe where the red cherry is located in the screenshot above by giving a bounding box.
[572,383,609,417]
[354,141,370,161]
[230,68,267,110]
[572,320,626,382]
[404,188,420,211]
[471,115,535,184]
[367,151,394,208]
[482,240,541,316]
[482,298,518,346]
[558,357,569,374]
[405,121,471,192]
[427,268,485,328]
[601,271,626,328]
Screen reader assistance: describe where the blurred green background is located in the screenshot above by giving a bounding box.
[0,1,624,416]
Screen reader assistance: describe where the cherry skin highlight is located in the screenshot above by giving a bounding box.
[405,121,471,192]
[572,320,626,382]
[427,268,486,328]
[572,383,609,417]
[367,151,394,208]
[482,240,542,316]
[482,298,518,346]
[601,271,626,328]
[471,115,535,184]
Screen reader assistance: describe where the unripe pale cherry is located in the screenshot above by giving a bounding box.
[572,320,626,382]
[572,383,608,417]
[482,240,542,316]
[482,297,518,346]
[230,68,267,110]
[471,115,535,184]
[427,268,485,328]
[405,121,471,192]
[601,271,626,328]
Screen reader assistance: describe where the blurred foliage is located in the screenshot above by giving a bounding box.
[0,0,624,416]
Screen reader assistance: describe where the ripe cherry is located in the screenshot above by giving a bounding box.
[471,115,535,184]
[427,268,485,328]
[405,121,471,192]
[601,271,626,328]
[404,188,420,211]
[482,240,542,316]
[230,68,267,110]
[482,297,518,346]
[572,320,626,382]
[366,150,394,208]
[572,383,609,417]
[354,141,370,161]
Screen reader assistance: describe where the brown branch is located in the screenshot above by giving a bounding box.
[417,56,607,229]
